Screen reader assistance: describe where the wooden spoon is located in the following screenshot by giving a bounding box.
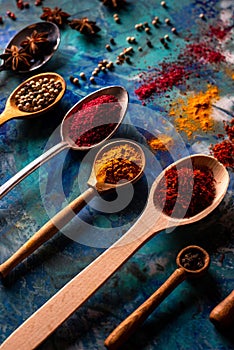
[0,139,145,278]
[0,85,128,199]
[104,245,210,350]
[0,154,229,350]
[209,290,234,329]
[0,72,66,126]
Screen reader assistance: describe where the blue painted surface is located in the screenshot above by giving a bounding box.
[0,0,233,349]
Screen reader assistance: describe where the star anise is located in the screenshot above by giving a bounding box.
[20,30,49,55]
[101,0,126,8]
[40,7,70,27]
[0,45,32,71]
[69,17,101,35]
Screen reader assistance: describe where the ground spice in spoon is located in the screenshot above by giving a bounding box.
[180,248,206,271]
[155,165,216,218]
[95,142,143,184]
[68,94,122,147]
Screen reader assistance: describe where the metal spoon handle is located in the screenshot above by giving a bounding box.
[104,267,187,350]
[0,141,69,200]
[0,187,96,278]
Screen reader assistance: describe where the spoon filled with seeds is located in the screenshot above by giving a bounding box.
[0,139,145,278]
[0,22,60,72]
[0,85,128,199]
[105,245,210,349]
[0,154,229,350]
[0,72,66,126]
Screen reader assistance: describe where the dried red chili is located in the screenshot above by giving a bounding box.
[154,165,216,218]
[68,94,122,147]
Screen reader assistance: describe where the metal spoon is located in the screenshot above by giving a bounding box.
[0,22,60,72]
[104,245,210,350]
[0,85,128,199]
[0,72,66,126]
[0,139,145,277]
[0,154,229,350]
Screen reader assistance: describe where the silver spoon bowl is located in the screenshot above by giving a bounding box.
[0,85,129,199]
[0,22,60,72]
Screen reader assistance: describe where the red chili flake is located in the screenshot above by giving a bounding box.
[68,94,122,147]
[211,140,234,169]
[135,64,188,100]
[154,165,216,218]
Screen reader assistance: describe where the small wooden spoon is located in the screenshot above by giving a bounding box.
[0,72,66,126]
[0,154,229,350]
[104,245,210,350]
[0,139,145,278]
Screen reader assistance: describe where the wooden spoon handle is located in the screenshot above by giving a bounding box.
[0,212,166,350]
[104,267,186,350]
[0,187,95,278]
[0,141,68,199]
[209,290,234,329]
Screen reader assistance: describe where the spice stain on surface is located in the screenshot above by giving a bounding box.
[169,85,219,138]
[147,134,174,152]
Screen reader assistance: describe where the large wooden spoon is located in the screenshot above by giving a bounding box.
[0,154,229,350]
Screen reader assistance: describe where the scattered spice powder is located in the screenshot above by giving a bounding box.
[68,95,122,147]
[95,142,143,184]
[180,248,205,271]
[182,42,226,64]
[147,134,174,152]
[154,165,216,218]
[169,85,219,138]
[135,63,188,100]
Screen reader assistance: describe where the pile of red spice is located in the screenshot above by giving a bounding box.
[155,165,216,218]
[68,94,122,147]
[211,118,234,169]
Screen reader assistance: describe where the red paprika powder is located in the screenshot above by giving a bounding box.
[68,94,122,147]
[155,165,216,218]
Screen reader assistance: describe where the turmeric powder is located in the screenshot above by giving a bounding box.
[147,134,174,152]
[169,85,219,138]
[95,142,144,184]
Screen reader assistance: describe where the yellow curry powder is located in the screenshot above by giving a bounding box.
[95,143,143,184]
[169,85,219,138]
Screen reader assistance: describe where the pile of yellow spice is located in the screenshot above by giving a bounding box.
[169,85,219,138]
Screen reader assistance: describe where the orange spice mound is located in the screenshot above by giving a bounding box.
[169,85,219,138]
